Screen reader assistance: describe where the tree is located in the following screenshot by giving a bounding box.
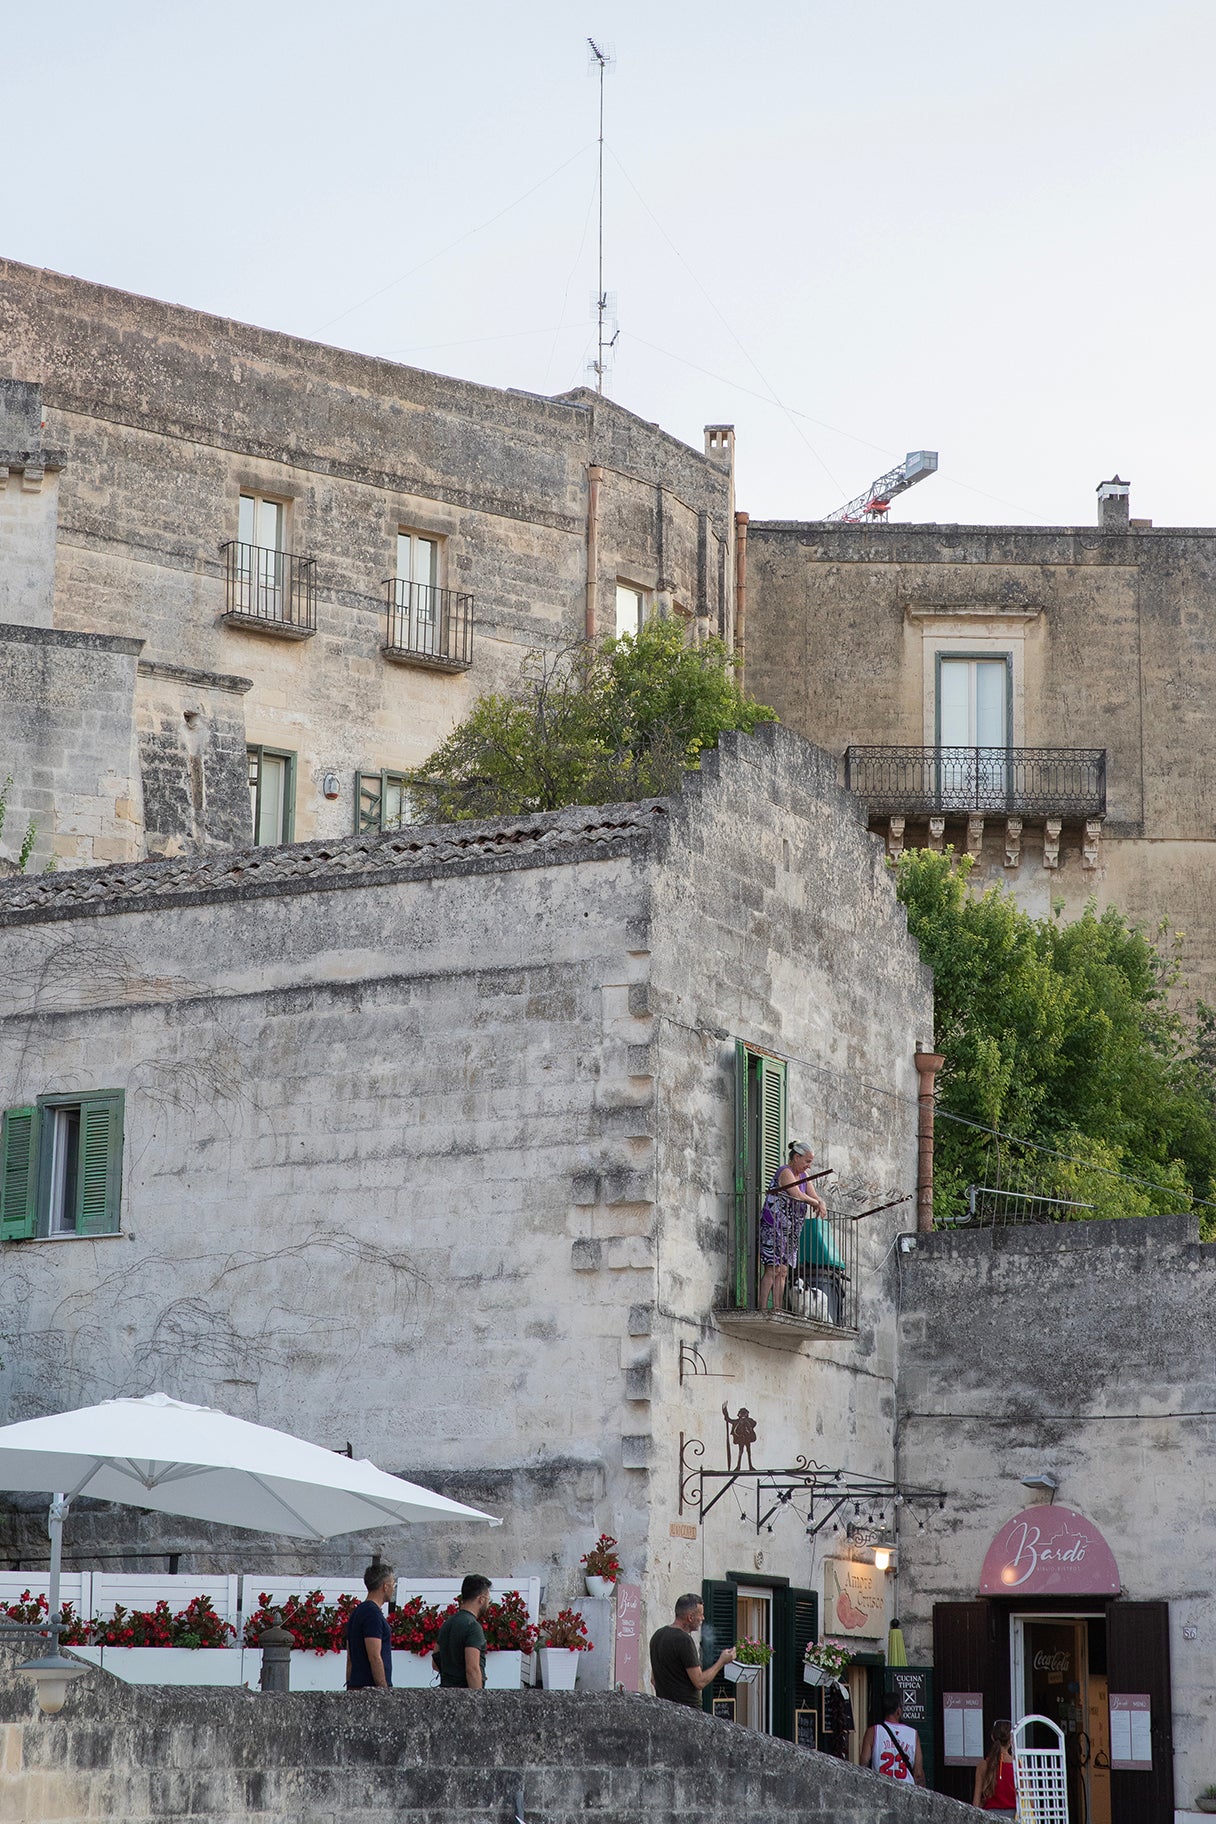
[418,620,776,820]
[894,850,1216,1234]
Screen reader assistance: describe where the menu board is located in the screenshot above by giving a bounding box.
[795,1707,819,1749]
[1109,1694,1152,1770]
[944,1691,985,1764]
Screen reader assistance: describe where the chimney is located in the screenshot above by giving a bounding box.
[1097,475,1130,529]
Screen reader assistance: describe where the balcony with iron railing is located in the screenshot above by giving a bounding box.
[716,1203,859,1349]
[382,580,473,671]
[221,542,317,638]
[844,746,1106,819]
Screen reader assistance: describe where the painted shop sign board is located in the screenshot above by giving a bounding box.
[944,1691,985,1764]
[613,1581,641,1692]
[1109,1693,1152,1770]
[823,1556,887,1638]
[978,1505,1120,1596]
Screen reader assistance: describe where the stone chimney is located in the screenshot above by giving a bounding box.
[1097,475,1130,529]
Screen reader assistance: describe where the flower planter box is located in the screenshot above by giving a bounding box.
[278,1649,434,1691]
[538,1647,581,1691]
[97,1647,246,1687]
[583,1576,615,1600]
[485,1649,525,1689]
[724,1659,762,1685]
[803,1662,832,1686]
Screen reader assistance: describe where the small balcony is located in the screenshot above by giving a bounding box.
[844,745,1106,817]
[221,542,317,638]
[716,1207,858,1351]
[844,745,1107,870]
[382,580,473,672]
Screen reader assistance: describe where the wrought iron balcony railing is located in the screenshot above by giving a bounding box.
[382,580,473,670]
[844,746,1106,818]
[222,541,317,635]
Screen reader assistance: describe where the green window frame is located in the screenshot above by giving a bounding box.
[355,769,416,834]
[700,1577,817,1739]
[246,745,297,845]
[732,1043,787,1309]
[0,1091,124,1241]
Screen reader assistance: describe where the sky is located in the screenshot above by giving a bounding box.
[5,0,1216,527]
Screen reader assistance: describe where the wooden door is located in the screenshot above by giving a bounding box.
[1107,1601,1173,1824]
[932,1601,1010,1803]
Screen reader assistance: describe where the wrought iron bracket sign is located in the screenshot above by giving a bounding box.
[678,1430,944,1535]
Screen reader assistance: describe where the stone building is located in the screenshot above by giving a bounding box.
[0,723,931,1743]
[742,481,1216,1001]
[0,257,738,867]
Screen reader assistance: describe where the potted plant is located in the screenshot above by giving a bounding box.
[803,1638,853,1686]
[580,1533,621,1600]
[482,1590,539,1689]
[1195,1786,1216,1815]
[537,1608,592,1690]
[390,1596,453,1687]
[92,1597,243,1687]
[725,1637,772,1684]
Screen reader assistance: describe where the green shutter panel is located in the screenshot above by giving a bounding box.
[757,1055,787,1188]
[772,1584,818,1741]
[0,1107,39,1241]
[733,1042,750,1307]
[700,1579,737,1713]
[75,1094,123,1237]
[355,771,383,834]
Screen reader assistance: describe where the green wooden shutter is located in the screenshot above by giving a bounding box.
[772,1584,818,1741]
[733,1042,750,1307]
[700,1579,738,1713]
[355,771,383,834]
[1,1107,39,1241]
[75,1094,124,1237]
[757,1055,787,1189]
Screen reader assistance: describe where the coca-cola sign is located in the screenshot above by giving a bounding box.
[978,1505,1120,1597]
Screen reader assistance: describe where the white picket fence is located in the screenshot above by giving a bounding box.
[0,1571,542,1689]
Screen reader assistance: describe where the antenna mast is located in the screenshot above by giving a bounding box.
[587,37,611,395]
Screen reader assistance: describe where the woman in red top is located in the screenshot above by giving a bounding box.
[973,1719,1017,1813]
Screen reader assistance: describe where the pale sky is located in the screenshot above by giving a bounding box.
[6,0,1215,527]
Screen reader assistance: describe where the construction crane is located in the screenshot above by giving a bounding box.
[823,450,939,523]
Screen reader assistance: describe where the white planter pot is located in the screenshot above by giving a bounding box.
[803,1662,831,1686]
[538,1647,581,1691]
[583,1576,615,1600]
[484,1649,524,1689]
[285,1650,347,1692]
[99,1647,246,1687]
[724,1659,762,1684]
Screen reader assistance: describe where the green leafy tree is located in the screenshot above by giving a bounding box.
[894,850,1216,1234]
[418,620,776,819]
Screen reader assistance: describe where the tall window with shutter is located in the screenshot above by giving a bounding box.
[732,1043,787,1310]
[0,1092,124,1240]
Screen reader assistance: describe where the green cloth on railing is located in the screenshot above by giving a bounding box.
[798,1216,847,1272]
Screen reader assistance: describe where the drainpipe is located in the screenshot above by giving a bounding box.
[734,510,749,678]
[586,466,603,641]
[914,1044,945,1234]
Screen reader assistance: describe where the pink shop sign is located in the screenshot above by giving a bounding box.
[978,1506,1120,1597]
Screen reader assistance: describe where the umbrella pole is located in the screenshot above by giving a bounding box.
[46,1494,68,1653]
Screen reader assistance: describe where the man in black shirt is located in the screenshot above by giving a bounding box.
[436,1574,492,1688]
[649,1592,735,1705]
[346,1561,396,1690]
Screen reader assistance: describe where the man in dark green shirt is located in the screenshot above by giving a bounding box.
[437,1574,492,1688]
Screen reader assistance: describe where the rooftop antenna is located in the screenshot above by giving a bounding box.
[587,37,613,395]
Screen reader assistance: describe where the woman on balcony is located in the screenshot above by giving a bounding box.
[758,1141,826,1314]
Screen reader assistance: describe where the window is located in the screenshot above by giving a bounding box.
[247,746,297,844]
[238,493,285,554]
[0,1093,124,1241]
[356,769,419,833]
[233,494,286,618]
[935,654,1012,810]
[615,582,648,639]
[732,1044,787,1310]
[392,531,442,653]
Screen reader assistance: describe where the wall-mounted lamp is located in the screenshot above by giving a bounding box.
[874,1547,892,1572]
[1020,1473,1058,1503]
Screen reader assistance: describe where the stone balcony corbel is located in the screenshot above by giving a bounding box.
[1043,818,1063,870]
[887,816,905,859]
[1004,818,1023,869]
[966,815,984,861]
[1082,819,1103,869]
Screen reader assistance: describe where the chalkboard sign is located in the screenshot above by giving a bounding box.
[712,1696,736,1722]
[795,1707,818,1749]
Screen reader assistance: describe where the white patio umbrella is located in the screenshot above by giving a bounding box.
[0,1392,499,1705]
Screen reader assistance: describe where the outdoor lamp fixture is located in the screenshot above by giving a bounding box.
[874,1547,892,1572]
[1021,1473,1058,1502]
[18,1651,87,1715]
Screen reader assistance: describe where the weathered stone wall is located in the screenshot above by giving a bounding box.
[0,623,144,871]
[0,727,929,1650]
[135,661,253,855]
[0,1667,973,1824]
[744,517,1216,999]
[0,258,735,849]
[895,1215,1216,1808]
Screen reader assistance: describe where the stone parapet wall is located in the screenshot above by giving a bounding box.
[0,1666,974,1824]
